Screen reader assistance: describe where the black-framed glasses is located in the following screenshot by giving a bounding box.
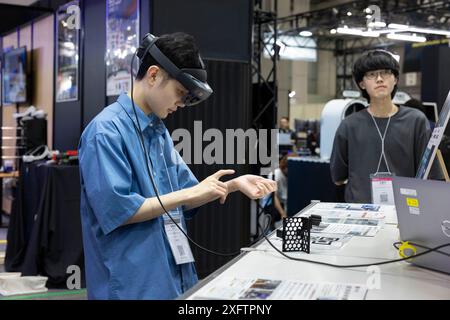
[364,69,393,80]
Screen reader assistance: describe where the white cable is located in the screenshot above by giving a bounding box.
[240,247,271,253]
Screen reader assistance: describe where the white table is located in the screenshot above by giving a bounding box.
[181,202,450,300]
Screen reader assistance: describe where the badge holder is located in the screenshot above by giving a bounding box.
[369,111,395,205]
[370,172,395,205]
[159,142,195,265]
[164,213,195,265]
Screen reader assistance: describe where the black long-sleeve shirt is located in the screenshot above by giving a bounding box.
[330,106,440,203]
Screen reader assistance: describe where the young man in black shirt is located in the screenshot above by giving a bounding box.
[330,50,438,203]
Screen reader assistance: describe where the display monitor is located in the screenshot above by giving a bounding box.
[2,46,28,104]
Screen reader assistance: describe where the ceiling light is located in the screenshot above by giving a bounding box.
[375,28,406,34]
[388,23,450,36]
[408,27,450,36]
[337,27,362,36]
[387,33,427,42]
[299,30,313,37]
[337,27,379,37]
[361,30,381,37]
[368,21,387,28]
[388,23,411,29]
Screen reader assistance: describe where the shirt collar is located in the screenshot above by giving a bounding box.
[117,93,166,135]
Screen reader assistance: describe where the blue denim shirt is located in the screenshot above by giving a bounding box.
[79,93,199,299]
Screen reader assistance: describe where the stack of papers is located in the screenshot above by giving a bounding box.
[271,232,352,251]
[312,222,380,237]
[300,203,389,237]
[190,277,367,300]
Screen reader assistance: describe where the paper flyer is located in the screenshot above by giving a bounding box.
[191,277,367,300]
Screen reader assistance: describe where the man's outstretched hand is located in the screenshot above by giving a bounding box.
[185,169,236,208]
[221,174,277,204]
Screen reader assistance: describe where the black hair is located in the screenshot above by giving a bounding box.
[281,117,289,121]
[136,32,203,80]
[352,50,400,102]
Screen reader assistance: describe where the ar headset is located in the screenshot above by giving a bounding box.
[136,33,212,106]
[125,33,257,257]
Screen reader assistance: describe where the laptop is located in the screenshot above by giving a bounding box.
[392,176,450,274]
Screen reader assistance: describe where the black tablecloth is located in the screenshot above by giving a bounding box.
[5,162,85,288]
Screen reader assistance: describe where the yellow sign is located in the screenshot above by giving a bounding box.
[406,198,419,207]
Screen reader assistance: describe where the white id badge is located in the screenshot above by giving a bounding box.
[370,173,395,205]
[164,215,195,265]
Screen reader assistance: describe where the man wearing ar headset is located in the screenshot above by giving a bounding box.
[78,32,277,300]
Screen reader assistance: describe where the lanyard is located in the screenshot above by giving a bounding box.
[159,142,182,218]
[117,100,162,195]
[159,141,194,266]
[369,113,392,175]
